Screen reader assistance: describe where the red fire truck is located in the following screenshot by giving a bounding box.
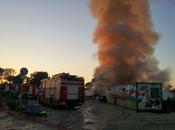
[39,73,85,108]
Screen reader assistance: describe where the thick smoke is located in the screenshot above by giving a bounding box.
[89,0,170,93]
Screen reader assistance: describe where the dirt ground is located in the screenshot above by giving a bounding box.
[1,100,175,130]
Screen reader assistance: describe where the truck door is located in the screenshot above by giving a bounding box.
[66,85,79,100]
[60,86,67,105]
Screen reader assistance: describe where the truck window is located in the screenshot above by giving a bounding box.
[150,88,160,98]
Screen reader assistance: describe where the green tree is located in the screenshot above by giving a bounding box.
[30,71,49,87]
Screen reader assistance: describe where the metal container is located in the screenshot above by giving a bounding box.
[107,82,162,111]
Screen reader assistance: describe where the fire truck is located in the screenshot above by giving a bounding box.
[39,73,85,108]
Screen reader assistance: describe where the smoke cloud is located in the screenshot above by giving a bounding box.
[89,0,170,93]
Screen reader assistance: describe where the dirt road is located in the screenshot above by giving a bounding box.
[1,100,175,130]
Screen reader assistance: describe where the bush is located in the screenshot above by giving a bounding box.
[5,97,20,111]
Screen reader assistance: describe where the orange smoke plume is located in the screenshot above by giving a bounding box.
[89,0,170,92]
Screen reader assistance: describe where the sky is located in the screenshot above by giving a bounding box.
[0,0,174,84]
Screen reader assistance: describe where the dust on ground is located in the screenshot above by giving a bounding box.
[1,100,175,130]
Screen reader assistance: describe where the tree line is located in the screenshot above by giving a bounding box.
[0,66,48,88]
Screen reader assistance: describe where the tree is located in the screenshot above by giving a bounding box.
[7,74,23,84]
[0,67,4,76]
[30,71,49,87]
[3,68,16,79]
[6,75,14,83]
[13,75,23,84]
[0,67,4,84]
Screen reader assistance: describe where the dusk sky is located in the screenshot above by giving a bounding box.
[0,0,175,84]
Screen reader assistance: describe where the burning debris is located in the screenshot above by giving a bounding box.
[89,0,171,92]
